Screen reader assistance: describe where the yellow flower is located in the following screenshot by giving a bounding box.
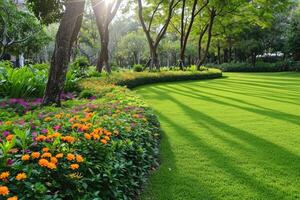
[21,154,30,161]
[0,186,9,196]
[4,121,12,126]
[47,162,57,170]
[7,196,18,200]
[76,155,84,163]
[31,152,40,159]
[16,173,27,181]
[38,159,49,167]
[0,172,9,180]
[66,153,75,161]
[41,152,52,158]
[44,117,52,122]
[55,153,64,159]
[70,164,79,170]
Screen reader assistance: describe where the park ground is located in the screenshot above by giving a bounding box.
[136,72,300,200]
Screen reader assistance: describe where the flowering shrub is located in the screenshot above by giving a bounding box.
[0,85,160,199]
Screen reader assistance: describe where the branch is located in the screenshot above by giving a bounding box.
[148,0,163,32]
[108,0,122,24]
[193,0,209,17]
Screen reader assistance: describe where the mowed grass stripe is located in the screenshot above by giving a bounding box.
[135,72,300,200]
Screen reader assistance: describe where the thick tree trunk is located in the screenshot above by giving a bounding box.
[97,27,111,73]
[146,47,159,71]
[43,0,85,106]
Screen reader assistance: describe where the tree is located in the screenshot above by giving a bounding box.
[286,4,300,61]
[176,0,209,68]
[43,0,85,106]
[92,0,122,73]
[137,0,179,70]
[0,0,41,60]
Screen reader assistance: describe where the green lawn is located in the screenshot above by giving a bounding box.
[135,72,300,200]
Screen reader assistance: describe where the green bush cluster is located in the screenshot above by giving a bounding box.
[0,60,94,98]
[206,61,300,72]
[82,68,222,89]
[133,64,143,72]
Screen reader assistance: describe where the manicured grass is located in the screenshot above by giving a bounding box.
[135,72,300,200]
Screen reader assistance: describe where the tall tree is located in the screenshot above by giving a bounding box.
[92,0,122,73]
[43,0,85,106]
[177,0,209,69]
[137,0,179,70]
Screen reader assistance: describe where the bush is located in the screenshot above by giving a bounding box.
[0,61,80,98]
[133,64,143,72]
[0,85,160,199]
[81,68,222,89]
[69,57,91,78]
[206,61,300,72]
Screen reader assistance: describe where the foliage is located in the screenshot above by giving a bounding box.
[0,62,82,98]
[0,84,160,199]
[81,68,222,89]
[207,61,300,72]
[133,64,143,72]
[0,0,50,59]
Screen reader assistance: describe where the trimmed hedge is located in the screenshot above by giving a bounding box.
[206,61,300,72]
[80,69,222,89]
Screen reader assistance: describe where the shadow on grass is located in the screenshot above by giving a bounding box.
[146,86,300,198]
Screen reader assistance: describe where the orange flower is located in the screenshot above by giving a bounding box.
[92,133,100,140]
[55,153,64,159]
[31,152,40,159]
[6,135,14,142]
[21,154,30,161]
[100,139,107,145]
[50,157,58,164]
[42,147,49,152]
[71,123,81,129]
[44,117,51,122]
[0,172,9,180]
[16,173,27,181]
[35,135,46,142]
[76,155,84,163]
[52,132,61,138]
[0,186,9,196]
[70,164,79,170]
[84,133,91,140]
[38,159,49,167]
[61,136,75,143]
[7,196,18,200]
[66,153,75,161]
[104,136,110,141]
[47,162,57,170]
[41,153,52,158]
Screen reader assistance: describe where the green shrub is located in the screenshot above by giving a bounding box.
[206,61,299,72]
[133,64,143,72]
[82,68,222,89]
[79,89,94,99]
[69,56,91,78]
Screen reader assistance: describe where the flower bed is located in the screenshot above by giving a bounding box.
[0,85,160,199]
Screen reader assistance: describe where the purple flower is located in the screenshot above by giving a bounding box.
[41,129,48,134]
[53,125,60,131]
[2,131,10,137]
[7,159,14,166]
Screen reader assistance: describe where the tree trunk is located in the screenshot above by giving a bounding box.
[217,41,221,64]
[43,0,85,106]
[146,47,159,71]
[97,27,111,73]
[197,9,216,69]
[251,51,256,67]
